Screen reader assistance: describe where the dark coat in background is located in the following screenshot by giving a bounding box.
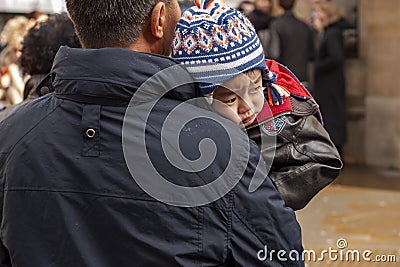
[314,22,347,151]
[268,11,315,83]
[247,8,273,32]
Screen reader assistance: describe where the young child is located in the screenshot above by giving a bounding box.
[172,0,342,210]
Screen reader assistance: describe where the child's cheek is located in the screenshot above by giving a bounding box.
[212,102,241,126]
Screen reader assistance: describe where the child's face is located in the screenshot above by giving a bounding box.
[212,69,264,128]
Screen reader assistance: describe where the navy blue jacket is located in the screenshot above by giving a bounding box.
[0,47,303,266]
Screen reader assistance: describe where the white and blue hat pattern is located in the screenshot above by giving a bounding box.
[172,0,270,95]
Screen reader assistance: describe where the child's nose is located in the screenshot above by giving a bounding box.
[238,97,252,113]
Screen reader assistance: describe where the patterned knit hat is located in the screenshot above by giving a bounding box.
[172,0,273,95]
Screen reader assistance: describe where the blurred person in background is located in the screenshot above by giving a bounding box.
[20,12,81,100]
[0,16,30,106]
[310,0,326,25]
[248,0,274,54]
[268,0,314,86]
[0,13,81,121]
[248,0,273,32]
[310,0,353,30]
[237,0,255,16]
[313,1,347,157]
[26,10,49,28]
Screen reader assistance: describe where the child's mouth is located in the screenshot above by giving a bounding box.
[242,114,255,125]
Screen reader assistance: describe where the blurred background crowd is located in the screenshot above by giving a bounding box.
[0,1,399,265]
[0,0,398,171]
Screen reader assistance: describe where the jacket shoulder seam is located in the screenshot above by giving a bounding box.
[6,99,63,156]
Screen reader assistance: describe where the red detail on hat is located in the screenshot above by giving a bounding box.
[196,0,215,9]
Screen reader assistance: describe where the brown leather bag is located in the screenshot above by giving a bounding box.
[247,97,343,210]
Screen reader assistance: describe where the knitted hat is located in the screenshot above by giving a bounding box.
[172,0,272,95]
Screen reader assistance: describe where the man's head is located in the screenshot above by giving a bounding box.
[279,0,296,11]
[66,0,181,55]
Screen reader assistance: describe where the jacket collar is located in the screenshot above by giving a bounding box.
[51,46,201,105]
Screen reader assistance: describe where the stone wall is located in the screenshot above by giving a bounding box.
[359,0,400,169]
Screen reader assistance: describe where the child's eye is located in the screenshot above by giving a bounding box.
[224,97,237,104]
[250,86,261,93]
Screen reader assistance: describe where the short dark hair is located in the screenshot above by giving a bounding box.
[66,0,171,48]
[279,0,296,11]
[19,13,81,75]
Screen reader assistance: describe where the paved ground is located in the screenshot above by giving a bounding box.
[296,165,400,266]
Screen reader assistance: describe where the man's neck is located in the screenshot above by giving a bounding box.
[127,40,153,54]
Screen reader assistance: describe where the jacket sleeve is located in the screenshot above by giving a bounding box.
[0,242,11,267]
[260,113,342,210]
[229,141,304,266]
[0,153,11,266]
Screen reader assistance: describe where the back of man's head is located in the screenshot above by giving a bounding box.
[279,0,296,11]
[66,0,171,48]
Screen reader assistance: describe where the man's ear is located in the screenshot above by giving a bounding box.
[149,2,166,39]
